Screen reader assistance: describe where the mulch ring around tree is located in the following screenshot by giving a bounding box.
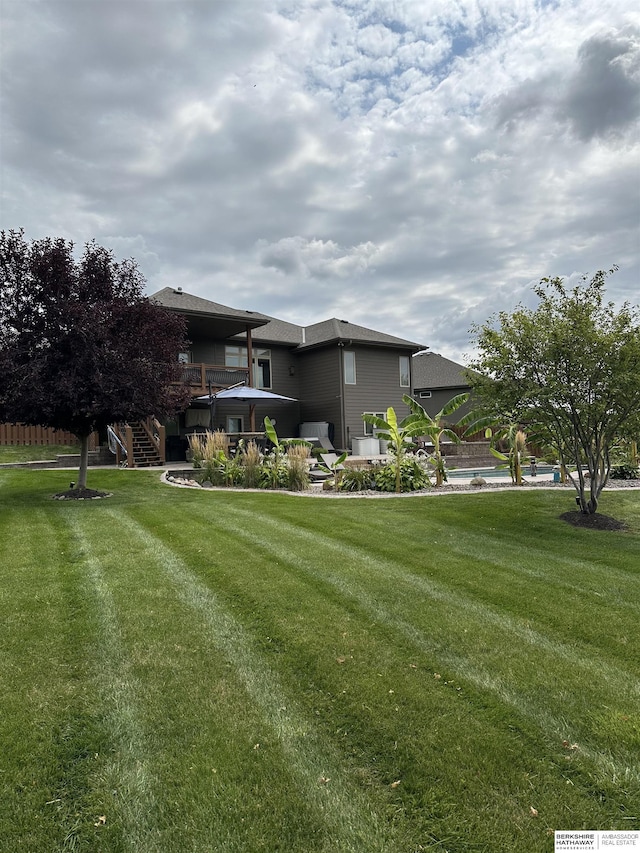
[53,488,112,500]
[560,511,627,532]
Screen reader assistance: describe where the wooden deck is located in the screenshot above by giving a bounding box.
[179,364,250,396]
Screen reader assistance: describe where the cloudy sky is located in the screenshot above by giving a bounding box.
[2,0,639,361]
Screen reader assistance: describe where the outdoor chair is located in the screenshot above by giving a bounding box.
[319,452,345,471]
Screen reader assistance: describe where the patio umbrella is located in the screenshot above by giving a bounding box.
[205,387,297,403]
[195,386,297,431]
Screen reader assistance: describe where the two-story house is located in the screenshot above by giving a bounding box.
[152,287,426,456]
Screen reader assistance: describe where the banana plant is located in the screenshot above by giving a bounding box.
[488,425,527,485]
[363,407,424,493]
[459,410,527,485]
[263,416,311,489]
[402,392,470,486]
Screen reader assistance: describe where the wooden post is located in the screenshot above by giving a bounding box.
[246,327,256,431]
[125,424,135,468]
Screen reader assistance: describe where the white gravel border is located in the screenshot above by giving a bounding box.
[161,470,640,498]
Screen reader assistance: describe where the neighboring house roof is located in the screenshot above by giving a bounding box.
[412,352,473,390]
[300,318,424,351]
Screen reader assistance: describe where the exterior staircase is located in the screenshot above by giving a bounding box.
[130,421,162,467]
[110,418,165,468]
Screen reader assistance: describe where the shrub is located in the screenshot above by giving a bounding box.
[610,463,639,480]
[238,439,262,489]
[189,430,228,469]
[339,466,376,492]
[286,444,311,491]
[187,433,205,468]
[258,450,289,489]
[188,431,243,486]
[374,458,431,492]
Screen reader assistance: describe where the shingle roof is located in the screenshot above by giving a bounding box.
[234,316,304,346]
[152,288,425,351]
[300,318,425,351]
[150,287,270,325]
[411,352,473,390]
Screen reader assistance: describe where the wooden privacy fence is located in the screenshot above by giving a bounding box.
[0,423,96,447]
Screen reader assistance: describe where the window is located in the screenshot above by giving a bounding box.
[255,348,272,389]
[225,345,248,368]
[225,345,271,387]
[178,351,191,364]
[419,390,432,399]
[227,416,243,433]
[363,412,385,437]
[344,350,356,385]
[399,355,410,387]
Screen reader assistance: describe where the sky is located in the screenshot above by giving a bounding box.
[1,0,639,363]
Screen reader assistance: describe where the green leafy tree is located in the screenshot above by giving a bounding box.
[403,392,470,485]
[468,268,640,514]
[0,230,190,491]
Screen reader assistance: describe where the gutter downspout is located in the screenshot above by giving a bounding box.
[338,344,347,451]
[246,327,255,431]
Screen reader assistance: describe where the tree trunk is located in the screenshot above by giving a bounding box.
[77,433,90,490]
[434,437,444,487]
[573,460,607,515]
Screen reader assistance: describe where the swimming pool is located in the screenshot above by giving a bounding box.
[446,464,555,479]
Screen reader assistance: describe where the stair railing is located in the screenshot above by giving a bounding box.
[139,417,166,464]
[108,424,134,467]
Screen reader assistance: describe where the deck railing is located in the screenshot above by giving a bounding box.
[180,364,250,395]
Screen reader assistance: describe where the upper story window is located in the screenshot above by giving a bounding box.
[225,345,248,368]
[399,355,410,387]
[225,345,271,388]
[255,349,271,389]
[344,350,356,385]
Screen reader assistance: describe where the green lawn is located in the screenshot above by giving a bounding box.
[0,444,80,463]
[1,470,638,853]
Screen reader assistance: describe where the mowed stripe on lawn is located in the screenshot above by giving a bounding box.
[68,505,404,853]
[173,498,640,790]
[3,475,638,852]
[65,515,159,853]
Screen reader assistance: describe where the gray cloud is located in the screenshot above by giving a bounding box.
[494,29,640,141]
[1,0,638,363]
[562,30,640,140]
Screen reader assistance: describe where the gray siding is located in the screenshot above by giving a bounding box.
[179,332,421,449]
[186,337,219,364]
[262,345,300,436]
[297,348,343,444]
[343,346,413,449]
[212,400,301,436]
